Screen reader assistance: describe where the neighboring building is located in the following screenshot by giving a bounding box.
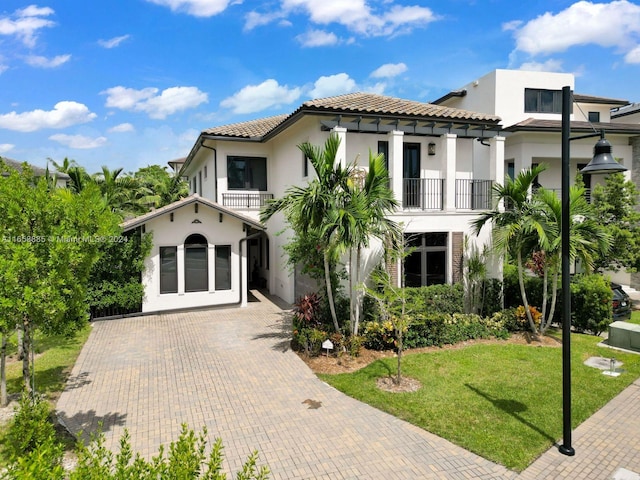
[434,69,640,287]
[1,156,70,188]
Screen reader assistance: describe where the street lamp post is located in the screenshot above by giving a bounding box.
[558,85,628,457]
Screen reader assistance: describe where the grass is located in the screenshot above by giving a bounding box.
[1,325,91,467]
[628,310,640,325]
[320,331,640,472]
[3,326,92,400]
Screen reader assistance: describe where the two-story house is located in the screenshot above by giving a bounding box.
[123,92,506,313]
[434,69,640,288]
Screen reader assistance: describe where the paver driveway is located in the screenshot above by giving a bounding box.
[57,291,515,479]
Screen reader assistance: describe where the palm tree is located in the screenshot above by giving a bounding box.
[534,186,610,333]
[471,165,551,335]
[261,134,355,332]
[347,152,400,335]
[92,166,142,217]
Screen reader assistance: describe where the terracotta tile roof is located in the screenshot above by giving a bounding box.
[121,194,265,232]
[201,92,500,140]
[504,118,640,134]
[298,92,500,122]
[203,114,289,138]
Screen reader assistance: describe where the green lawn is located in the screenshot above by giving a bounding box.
[320,331,640,472]
[629,310,640,325]
[3,326,92,400]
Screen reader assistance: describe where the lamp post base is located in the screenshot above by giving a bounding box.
[558,444,575,456]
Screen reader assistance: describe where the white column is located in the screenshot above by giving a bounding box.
[442,134,457,211]
[389,130,404,207]
[332,126,347,167]
[177,244,185,294]
[489,135,506,210]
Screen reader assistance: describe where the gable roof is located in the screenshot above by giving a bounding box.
[121,194,265,232]
[503,118,640,135]
[1,157,71,180]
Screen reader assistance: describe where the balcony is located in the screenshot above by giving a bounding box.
[403,178,444,210]
[455,179,493,210]
[222,192,274,209]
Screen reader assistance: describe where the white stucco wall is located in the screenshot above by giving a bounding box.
[140,203,249,312]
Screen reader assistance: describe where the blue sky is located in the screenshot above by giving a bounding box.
[1,0,640,173]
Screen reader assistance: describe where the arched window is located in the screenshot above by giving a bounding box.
[184,233,208,292]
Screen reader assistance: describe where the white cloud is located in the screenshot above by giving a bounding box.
[109,123,135,133]
[309,73,357,98]
[511,0,640,61]
[244,11,286,30]
[0,143,14,154]
[145,0,237,17]
[98,34,130,48]
[0,5,55,47]
[518,59,565,72]
[370,62,407,78]
[102,86,208,119]
[0,101,96,132]
[25,54,71,68]
[279,0,436,36]
[296,29,338,47]
[220,79,302,114]
[49,134,108,149]
[625,45,640,63]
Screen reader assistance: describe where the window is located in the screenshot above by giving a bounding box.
[378,141,389,171]
[185,234,208,292]
[227,156,267,190]
[524,88,563,113]
[588,111,600,122]
[215,245,231,290]
[159,246,177,294]
[403,233,447,287]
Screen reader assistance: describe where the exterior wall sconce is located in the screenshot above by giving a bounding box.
[219,213,223,223]
[170,213,174,222]
[428,142,436,156]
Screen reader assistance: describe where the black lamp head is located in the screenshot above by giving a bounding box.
[579,135,628,175]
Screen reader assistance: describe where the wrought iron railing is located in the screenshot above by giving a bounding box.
[455,179,493,210]
[403,178,444,210]
[222,192,274,209]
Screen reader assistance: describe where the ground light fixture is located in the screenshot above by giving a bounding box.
[558,85,628,457]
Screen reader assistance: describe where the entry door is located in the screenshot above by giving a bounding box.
[404,143,421,207]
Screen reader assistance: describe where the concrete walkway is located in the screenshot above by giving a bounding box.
[57,291,640,479]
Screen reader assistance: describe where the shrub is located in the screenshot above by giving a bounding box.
[363,312,509,350]
[292,292,322,329]
[481,278,504,316]
[3,393,64,478]
[4,393,58,461]
[571,274,613,335]
[292,327,327,357]
[70,424,270,479]
[405,284,463,315]
[503,264,544,309]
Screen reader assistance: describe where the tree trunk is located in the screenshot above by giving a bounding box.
[517,251,538,336]
[1,333,7,407]
[324,251,340,332]
[395,326,403,385]
[21,317,32,395]
[540,262,549,336]
[542,267,560,334]
[16,323,24,360]
[353,247,362,336]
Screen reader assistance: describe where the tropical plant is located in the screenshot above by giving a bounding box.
[261,134,355,332]
[471,165,550,335]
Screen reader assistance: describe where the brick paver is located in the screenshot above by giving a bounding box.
[57,291,640,479]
